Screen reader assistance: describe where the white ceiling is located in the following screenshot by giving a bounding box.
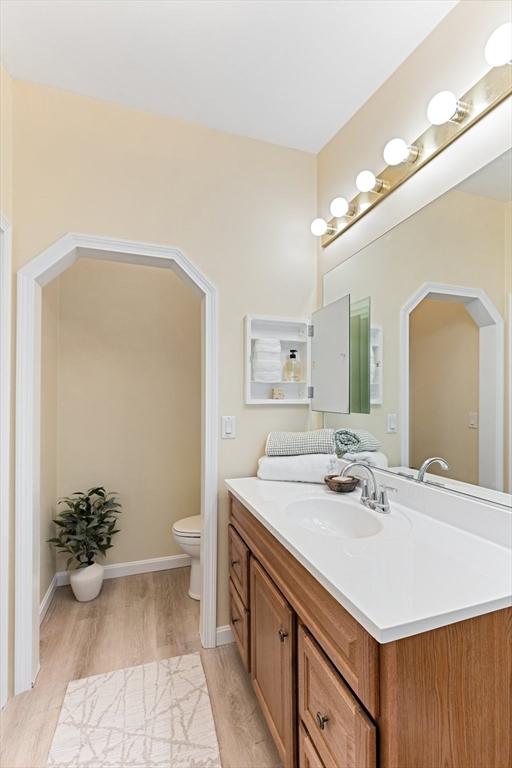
[456,149,512,202]
[0,0,457,152]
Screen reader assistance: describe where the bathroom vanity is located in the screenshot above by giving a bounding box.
[226,478,511,768]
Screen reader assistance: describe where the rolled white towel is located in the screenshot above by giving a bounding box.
[257,454,341,483]
[343,451,388,469]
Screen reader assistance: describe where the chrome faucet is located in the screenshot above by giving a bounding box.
[417,456,450,483]
[340,461,395,514]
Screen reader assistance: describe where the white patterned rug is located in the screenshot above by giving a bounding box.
[47,653,221,767]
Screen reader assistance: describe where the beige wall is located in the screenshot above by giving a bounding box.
[324,189,509,474]
[0,65,15,699]
[317,0,511,489]
[3,0,510,702]
[317,0,511,280]
[0,66,13,222]
[54,258,201,567]
[410,299,479,484]
[40,280,59,599]
[9,78,317,662]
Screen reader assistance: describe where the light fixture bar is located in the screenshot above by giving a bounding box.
[320,64,512,248]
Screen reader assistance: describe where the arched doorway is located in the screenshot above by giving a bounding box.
[15,234,218,694]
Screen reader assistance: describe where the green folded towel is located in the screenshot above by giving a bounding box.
[266,429,335,456]
[334,429,381,457]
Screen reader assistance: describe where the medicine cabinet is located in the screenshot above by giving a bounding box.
[245,298,349,412]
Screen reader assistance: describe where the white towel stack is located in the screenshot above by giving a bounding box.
[252,338,282,383]
[257,454,341,483]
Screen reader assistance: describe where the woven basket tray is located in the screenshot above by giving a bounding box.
[324,474,359,493]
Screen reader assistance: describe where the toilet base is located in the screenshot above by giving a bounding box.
[188,557,201,601]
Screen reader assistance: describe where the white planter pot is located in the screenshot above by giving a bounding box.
[70,562,104,602]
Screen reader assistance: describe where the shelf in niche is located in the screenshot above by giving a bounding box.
[251,380,306,385]
[251,336,308,345]
[246,314,311,405]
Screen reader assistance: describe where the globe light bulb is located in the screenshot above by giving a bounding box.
[485,23,512,67]
[383,138,418,166]
[310,218,328,236]
[356,170,379,193]
[427,90,463,125]
[329,197,351,217]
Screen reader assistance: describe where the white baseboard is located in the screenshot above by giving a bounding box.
[47,554,191,593]
[39,575,58,623]
[215,625,234,646]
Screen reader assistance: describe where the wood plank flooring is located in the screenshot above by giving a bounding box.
[0,568,280,768]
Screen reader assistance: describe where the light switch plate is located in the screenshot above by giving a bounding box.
[387,413,398,433]
[468,411,479,429]
[221,416,236,439]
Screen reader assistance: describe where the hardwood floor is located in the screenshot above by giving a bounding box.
[0,568,280,768]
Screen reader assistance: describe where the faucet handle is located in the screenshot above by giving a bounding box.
[360,478,371,504]
[374,485,396,514]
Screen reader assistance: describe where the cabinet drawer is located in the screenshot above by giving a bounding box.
[299,723,325,768]
[299,626,376,768]
[230,580,250,672]
[228,524,250,606]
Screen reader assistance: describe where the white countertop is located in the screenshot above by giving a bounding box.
[225,477,512,643]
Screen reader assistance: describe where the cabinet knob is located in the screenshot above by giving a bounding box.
[278,629,289,642]
[231,617,240,624]
[315,712,329,730]
[230,559,240,567]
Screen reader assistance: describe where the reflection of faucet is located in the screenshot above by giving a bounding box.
[417,456,449,483]
[340,462,394,514]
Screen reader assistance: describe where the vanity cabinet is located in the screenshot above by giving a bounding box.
[229,492,512,768]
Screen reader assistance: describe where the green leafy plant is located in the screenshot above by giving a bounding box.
[48,487,122,569]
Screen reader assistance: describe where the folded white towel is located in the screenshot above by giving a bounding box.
[252,360,283,373]
[253,338,281,353]
[253,371,282,382]
[257,454,341,483]
[343,451,388,469]
[252,351,282,364]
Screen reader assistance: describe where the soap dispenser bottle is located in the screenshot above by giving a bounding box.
[283,349,302,382]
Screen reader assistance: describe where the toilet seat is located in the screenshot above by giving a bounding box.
[172,515,202,538]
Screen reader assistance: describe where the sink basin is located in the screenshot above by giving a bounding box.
[285,497,383,539]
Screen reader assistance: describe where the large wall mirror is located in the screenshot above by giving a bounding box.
[323,147,511,506]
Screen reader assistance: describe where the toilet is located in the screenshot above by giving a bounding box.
[172,515,202,600]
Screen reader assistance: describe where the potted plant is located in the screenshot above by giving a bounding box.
[48,487,121,602]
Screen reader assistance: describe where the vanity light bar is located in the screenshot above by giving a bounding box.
[313,24,512,248]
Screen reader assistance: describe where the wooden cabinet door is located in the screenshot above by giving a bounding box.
[250,557,296,767]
